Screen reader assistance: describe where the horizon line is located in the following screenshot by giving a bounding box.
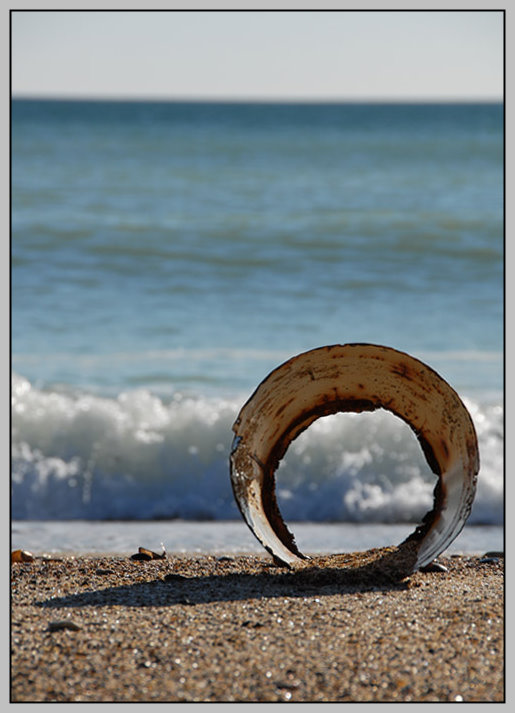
[11,93,503,105]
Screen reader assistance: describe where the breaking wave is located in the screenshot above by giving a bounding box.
[11,372,503,524]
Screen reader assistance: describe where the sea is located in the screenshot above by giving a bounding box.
[11,99,504,556]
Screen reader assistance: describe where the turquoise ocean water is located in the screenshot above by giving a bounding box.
[11,100,503,552]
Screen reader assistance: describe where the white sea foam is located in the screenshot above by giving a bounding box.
[11,372,503,524]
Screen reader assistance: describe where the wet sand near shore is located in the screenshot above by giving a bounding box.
[11,550,504,703]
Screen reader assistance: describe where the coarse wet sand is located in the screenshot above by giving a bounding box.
[11,548,504,703]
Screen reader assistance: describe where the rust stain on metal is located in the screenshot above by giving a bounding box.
[391,362,413,380]
[230,343,479,578]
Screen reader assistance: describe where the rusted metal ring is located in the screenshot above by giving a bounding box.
[230,344,479,574]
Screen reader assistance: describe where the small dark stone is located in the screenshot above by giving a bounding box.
[419,561,448,573]
[275,679,300,690]
[483,551,504,559]
[241,620,263,628]
[164,572,187,582]
[95,568,113,575]
[479,556,500,564]
[47,620,81,632]
[138,547,166,560]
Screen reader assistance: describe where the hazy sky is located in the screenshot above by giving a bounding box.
[11,10,503,101]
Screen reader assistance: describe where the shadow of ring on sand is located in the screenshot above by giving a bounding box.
[35,545,416,609]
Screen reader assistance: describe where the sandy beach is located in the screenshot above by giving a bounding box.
[11,549,504,703]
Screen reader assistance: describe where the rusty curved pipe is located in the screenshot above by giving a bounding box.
[230,344,479,575]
